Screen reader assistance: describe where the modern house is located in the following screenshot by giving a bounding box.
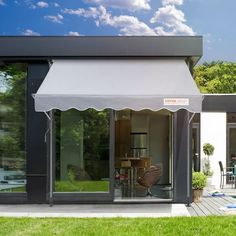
[200,95,236,188]
[0,36,210,204]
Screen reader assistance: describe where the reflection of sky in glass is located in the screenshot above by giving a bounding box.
[0,72,11,93]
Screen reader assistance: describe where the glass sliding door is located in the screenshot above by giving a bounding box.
[227,124,236,167]
[227,114,236,172]
[226,114,236,185]
[0,64,26,193]
[114,109,173,201]
[54,108,113,201]
[226,123,236,185]
[192,123,200,172]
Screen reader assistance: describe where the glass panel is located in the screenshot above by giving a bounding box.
[227,113,236,123]
[192,113,200,123]
[229,128,236,167]
[192,125,200,172]
[0,64,26,192]
[115,109,173,200]
[55,109,110,192]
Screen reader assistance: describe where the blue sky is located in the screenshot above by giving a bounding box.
[0,0,236,63]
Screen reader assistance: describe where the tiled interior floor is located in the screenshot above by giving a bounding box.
[115,183,173,200]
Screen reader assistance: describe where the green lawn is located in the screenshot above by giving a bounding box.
[0,186,25,192]
[0,181,109,193]
[0,216,236,236]
[55,180,109,192]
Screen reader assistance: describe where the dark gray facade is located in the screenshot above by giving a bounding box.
[0,36,202,62]
[0,36,203,204]
[27,63,49,203]
[203,95,236,112]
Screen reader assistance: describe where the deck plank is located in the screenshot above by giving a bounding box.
[187,205,198,216]
[201,198,223,215]
[221,196,236,204]
[187,195,236,216]
[210,196,230,205]
[189,203,206,216]
[206,196,227,207]
[195,202,212,216]
[205,197,225,210]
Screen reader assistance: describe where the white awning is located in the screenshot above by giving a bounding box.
[34,59,202,112]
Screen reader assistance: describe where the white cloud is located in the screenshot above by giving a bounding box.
[0,0,5,6]
[150,5,195,35]
[102,14,156,36]
[162,0,183,6]
[85,0,150,11]
[24,0,36,9]
[67,31,80,36]
[63,7,100,18]
[64,1,195,36]
[68,31,81,36]
[151,5,185,26]
[22,29,40,36]
[54,2,60,7]
[203,33,212,45]
[66,31,84,36]
[37,1,49,8]
[44,14,63,23]
[64,6,155,36]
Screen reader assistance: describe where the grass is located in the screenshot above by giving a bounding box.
[0,216,236,236]
[0,180,109,193]
[55,180,109,192]
[0,186,25,192]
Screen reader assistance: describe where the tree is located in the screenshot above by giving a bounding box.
[202,143,215,176]
[194,61,236,93]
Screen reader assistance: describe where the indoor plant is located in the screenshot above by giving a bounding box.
[192,171,207,203]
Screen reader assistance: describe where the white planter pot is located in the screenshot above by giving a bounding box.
[206,176,215,189]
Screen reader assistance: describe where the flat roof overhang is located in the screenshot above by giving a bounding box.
[0,36,202,64]
[203,94,236,112]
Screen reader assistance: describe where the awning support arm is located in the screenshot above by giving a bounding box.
[189,113,195,124]
[187,112,195,207]
[44,110,53,207]
[44,112,52,121]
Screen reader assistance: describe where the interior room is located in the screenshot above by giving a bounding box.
[114,109,173,201]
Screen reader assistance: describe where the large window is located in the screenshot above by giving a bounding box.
[227,113,236,168]
[55,109,110,192]
[114,109,173,200]
[0,64,26,192]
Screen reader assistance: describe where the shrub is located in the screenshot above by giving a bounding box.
[192,172,207,190]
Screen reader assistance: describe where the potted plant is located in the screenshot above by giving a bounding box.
[192,171,207,203]
[203,143,215,187]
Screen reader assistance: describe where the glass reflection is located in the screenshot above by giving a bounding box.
[0,64,26,192]
[55,109,110,192]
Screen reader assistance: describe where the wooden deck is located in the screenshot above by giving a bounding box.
[187,195,236,216]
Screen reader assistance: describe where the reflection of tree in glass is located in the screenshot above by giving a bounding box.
[83,109,109,161]
[83,109,110,180]
[55,109,110,181]
[0,65,26,170]
[0,71,11,93]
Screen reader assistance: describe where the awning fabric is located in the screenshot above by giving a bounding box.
[34,59,202,112]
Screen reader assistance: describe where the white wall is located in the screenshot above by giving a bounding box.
[200,112,226,188]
